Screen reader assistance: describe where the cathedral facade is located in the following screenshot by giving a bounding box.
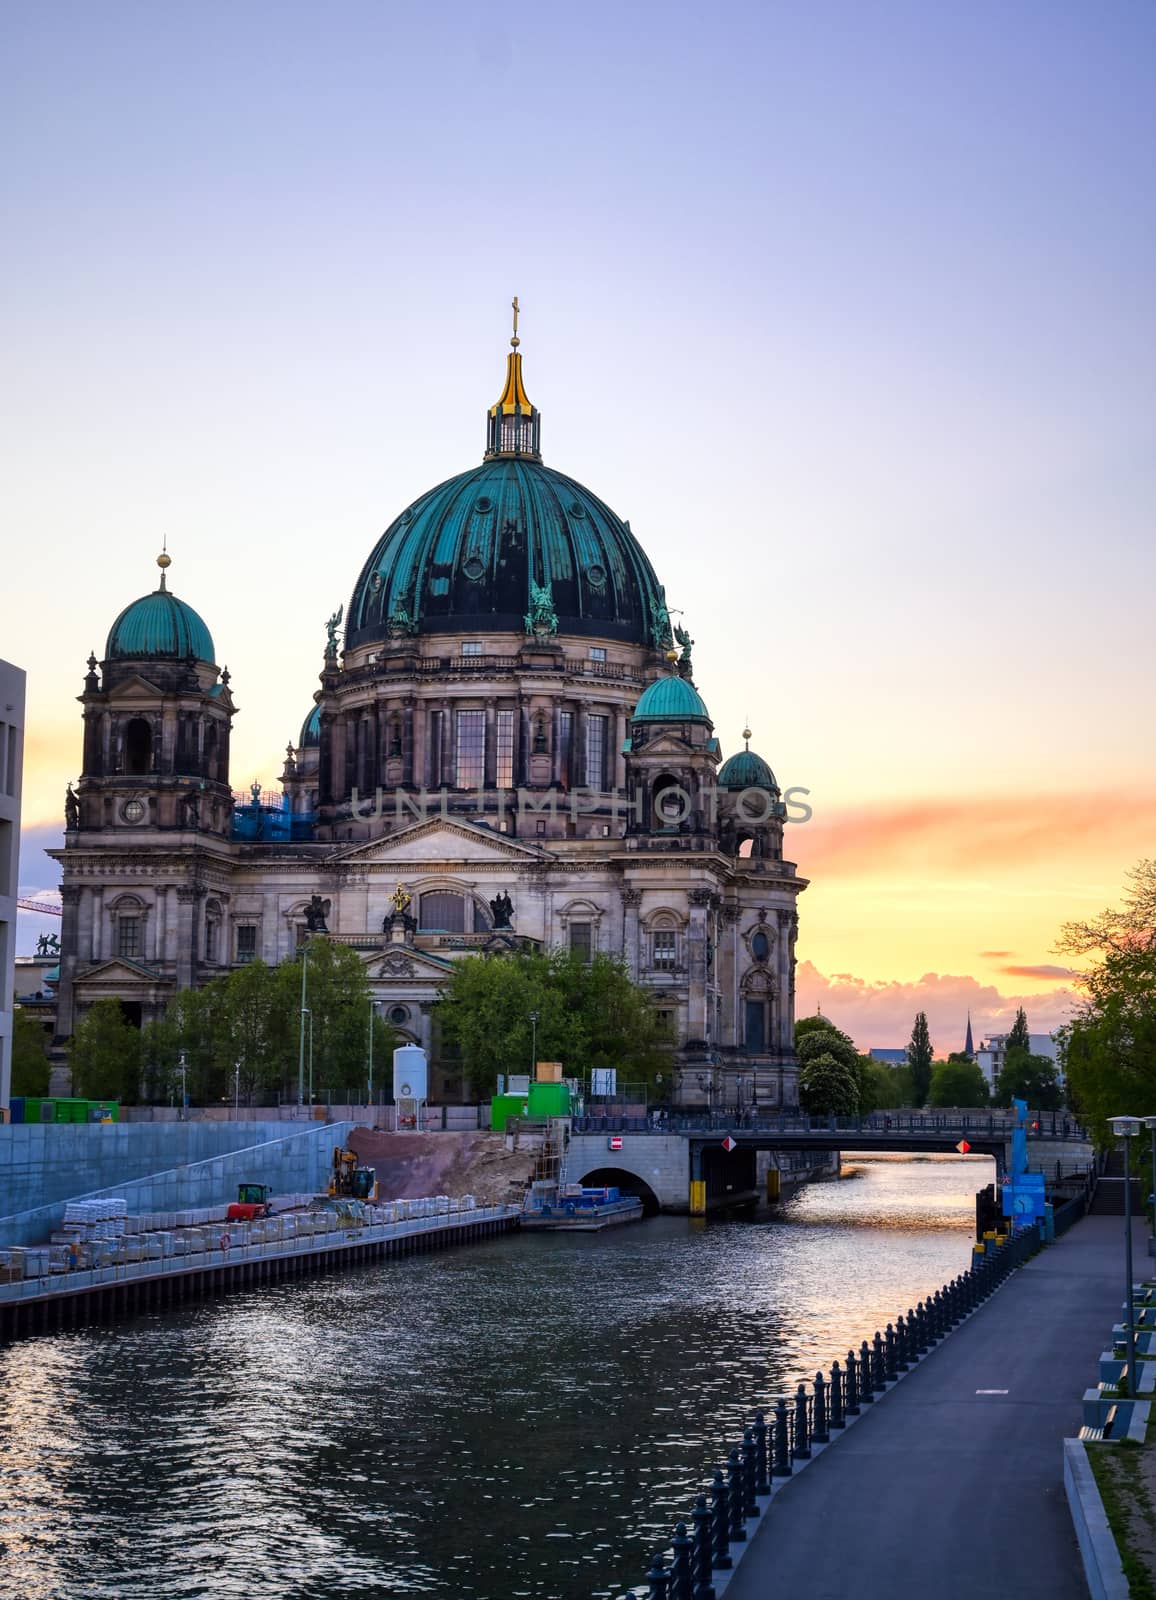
[52,326,807,1107]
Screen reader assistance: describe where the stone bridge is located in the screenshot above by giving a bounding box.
[566,1110,1091,1215]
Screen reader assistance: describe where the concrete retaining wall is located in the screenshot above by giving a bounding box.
[0,1120,355,1246]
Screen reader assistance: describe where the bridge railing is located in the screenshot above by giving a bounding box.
[573,1110,1085,1141]
[621,1225,1043,1598]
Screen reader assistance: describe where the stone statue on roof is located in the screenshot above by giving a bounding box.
[524,581,558,637]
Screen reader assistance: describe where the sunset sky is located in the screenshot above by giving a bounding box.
[5,2,1154,1052]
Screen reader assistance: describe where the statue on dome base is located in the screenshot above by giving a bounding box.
[489,891,514,929]
[524,581,558,637]
[304,894,329,933]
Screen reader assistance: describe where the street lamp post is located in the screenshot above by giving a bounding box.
[529,1010,539,1078]
[1109,1115,1142,1392]
[178,1050,187,1119]
[368,998,379,1108]
[234,1059,241,1114]
[306,1010,314,1108]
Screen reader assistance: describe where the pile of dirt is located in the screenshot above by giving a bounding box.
[347,1129,536,1207]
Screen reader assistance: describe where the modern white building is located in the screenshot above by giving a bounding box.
[975,1032,1060,1089]
[0,658,27,1119]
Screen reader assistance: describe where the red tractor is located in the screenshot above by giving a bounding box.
[226,1183,274,1222]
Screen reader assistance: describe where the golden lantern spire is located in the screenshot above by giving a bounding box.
[486,297,541,460]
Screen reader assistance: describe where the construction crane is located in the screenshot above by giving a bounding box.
[17,898,62,916]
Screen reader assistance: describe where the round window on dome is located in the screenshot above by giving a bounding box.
[569,501,587,519]
[474,496,494,514]
[371,573,383,592]
[586,564,606,587]
[463,556,485,581]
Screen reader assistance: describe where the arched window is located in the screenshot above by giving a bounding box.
[751,929,770,962]
[652,774,689,828]
[419,891,466,932]
[125,718,153,775]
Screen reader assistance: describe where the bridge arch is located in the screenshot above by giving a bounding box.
[571,1165,661,1216]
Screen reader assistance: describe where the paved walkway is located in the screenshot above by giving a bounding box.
[723,1215,1149,1600]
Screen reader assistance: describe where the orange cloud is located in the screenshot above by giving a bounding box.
[787,789,1156,879]
[796,960,1077,1054]
[1000,963,1077,980]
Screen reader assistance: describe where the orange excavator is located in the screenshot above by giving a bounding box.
[226,1183,274,1221]
[328,1147,379,1203]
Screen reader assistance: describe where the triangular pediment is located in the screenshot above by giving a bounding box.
[333,817,551,866]
[104,675,167,702]
[74,958,172,988]
[636,731,699,755]
[363,945,456,982]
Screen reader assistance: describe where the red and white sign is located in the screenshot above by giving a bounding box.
[608,1135,623,1151]
[956,1140,971,1155]
[722,1136,737,1152]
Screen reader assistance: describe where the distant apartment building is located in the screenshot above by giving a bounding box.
[868,1048,908,1068]
[0,659,27,1119]
[975,1032,1060,1090]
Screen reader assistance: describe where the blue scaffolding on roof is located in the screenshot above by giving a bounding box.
[231,788,315,843]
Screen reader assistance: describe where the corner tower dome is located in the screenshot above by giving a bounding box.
[105,551,215,664]
[346,306,668,649]
[632,675,712,725]
[718,726,778,790]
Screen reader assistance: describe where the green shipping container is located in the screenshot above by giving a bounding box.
[527,1083,571,1118]
[39,1099,56,1123]
[489,1093,531,1132]
[21,1097,43,1123]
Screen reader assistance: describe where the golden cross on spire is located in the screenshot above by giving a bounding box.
[511,295,520,349]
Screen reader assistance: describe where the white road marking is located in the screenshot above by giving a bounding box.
[975,1389,1009,1394]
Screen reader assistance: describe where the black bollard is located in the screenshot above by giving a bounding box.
[647,1554,672,1600]
[858,1339,874,1402]
[741,1427,758,1518]
[710,1468,732,1570]
[727,1448,747,1542]
[915,1302,929,1352]
[934,1290,945,1338]
[793,1382,812,1458]
[691,1494,716,1600]
[671,1521,695,1600]
[885,1323,897,1382]
[873,1330,885,1389]
[812,1370,829,1443]
[829,1360,845,1429]
[895,1314,910,1371]
[845,1349,860,1415]
[753,1411,770,1494]
[772,1397,792,1476]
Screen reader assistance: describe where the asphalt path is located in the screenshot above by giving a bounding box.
[723,1215,1148,1600]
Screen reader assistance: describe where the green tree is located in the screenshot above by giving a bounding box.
[1057,859,1156,1141]
[994,1048,1062,1110]
[796,1015,867,1106]
[436,946,671,1097]
[906,1012,934,1106]
[271,937,395,1103]
[69,999,142,1101]
[11,1007,52,1097]
[929,1057,990,1108]
[799,1052,859,1116]
[1005,1007,1031,1056]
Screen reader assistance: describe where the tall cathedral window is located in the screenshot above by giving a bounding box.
[558,711,573,786]
[455,710,485,789]
[569,921,592,963]
[584,715,607,790]
[496,710,516,789]
[652,929,676,971]
[744,999,768,1051]
[419,891,466,932]
[429,711,444,787]
[118,916,140,960]
[125,718,152,775]
[235,925,257,964]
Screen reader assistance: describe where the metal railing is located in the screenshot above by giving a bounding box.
[623,1226,1042,1597]
[573,1110,1085,1142]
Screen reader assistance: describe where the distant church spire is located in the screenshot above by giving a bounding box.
[486,297,542,461]
[964,1011,974,1059]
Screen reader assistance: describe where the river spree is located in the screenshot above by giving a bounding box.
[0,1156,987,1599]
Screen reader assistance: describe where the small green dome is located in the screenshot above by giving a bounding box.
[300,705,321,748]
[632,675,712,724]
[106,587,215,664]
[718,748,778,790]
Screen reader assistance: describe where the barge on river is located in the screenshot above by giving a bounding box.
[520,1183,644,1232]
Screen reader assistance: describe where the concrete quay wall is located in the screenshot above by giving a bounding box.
[0,1121,354,1246]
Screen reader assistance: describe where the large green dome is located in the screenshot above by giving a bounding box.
[346,458,667,648]
[632,675,712,724]
[718,747,778,790]
[105,585,215,664]
[300,705,321,747]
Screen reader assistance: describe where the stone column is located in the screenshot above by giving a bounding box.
[550,698,563,787]
[402,698,415,789]
[776,909,793,1052]
[622,886,641,977]
[175,885,204,991]
[441,699,453,788]
[687,888,712,1044]
[56,884,82,1041]
[719,905,741,1048]
[484,698,497,790]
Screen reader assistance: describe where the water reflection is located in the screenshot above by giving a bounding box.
[0,1156,986,1599]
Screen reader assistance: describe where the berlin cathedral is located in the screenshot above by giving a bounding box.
[52,316,807,1106]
